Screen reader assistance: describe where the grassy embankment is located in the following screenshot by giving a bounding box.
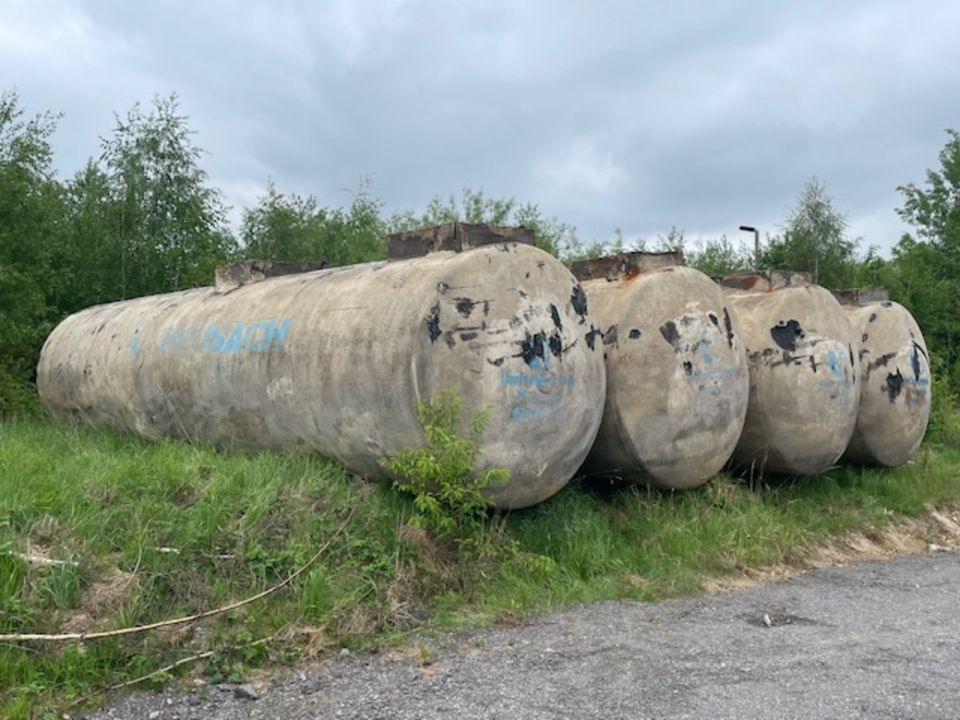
[1,410,959,718]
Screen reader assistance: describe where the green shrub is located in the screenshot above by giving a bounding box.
[383,390,509,561]
[928,352,960,445]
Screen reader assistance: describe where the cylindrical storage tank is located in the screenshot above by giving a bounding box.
[572,253,750,489]
[721,274,861,476]
[37,224,607,509]
[835,292,931,467]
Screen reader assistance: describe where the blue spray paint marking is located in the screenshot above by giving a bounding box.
[826,350,843,378]
[900,375,931,407]
[815,348,858,393]
[501,367,576,422]
[500,370,576,389]
[693,339,715,366]
[154,318,292,355]
[130,332,142,355]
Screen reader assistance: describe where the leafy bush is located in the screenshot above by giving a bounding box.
[928,352,960,445]
[383,390,509,561]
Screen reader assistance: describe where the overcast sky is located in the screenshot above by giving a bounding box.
[3,0,959,254]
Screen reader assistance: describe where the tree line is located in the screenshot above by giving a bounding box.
[1,90,958,415]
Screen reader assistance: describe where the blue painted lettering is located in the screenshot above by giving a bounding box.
[152,317,294,355]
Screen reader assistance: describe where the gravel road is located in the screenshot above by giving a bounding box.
[88,550,960,720]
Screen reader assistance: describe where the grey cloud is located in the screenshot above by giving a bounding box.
[3,0,958,252]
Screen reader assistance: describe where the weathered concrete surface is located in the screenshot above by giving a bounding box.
[726,285,860,476]
[844,301,931,467]
[88,551,960,720]
[581,264,749,489]
[37,243,606,509]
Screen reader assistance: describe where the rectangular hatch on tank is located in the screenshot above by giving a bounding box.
[568,251,683,283]
[213,259,331,293]
[386,222,535,261]
[830,287,891,306]
[713,271,812,293]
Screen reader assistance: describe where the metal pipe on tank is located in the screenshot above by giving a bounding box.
[37,224,607,510]
[573,253,750,489]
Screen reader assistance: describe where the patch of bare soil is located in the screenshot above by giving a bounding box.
[60,566,139,634]
[705,503,960,594]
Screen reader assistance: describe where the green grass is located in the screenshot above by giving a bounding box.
[1,417,959,718]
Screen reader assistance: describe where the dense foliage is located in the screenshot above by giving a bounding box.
[0,88,958,411]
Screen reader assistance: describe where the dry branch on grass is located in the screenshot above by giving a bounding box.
[0,507,355,644]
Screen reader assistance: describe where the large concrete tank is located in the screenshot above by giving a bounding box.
[720,273,861,476]
[571,253,750,489]
[37,224,607,510]
[833,289,931,467]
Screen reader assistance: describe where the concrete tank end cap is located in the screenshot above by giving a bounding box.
[386,223,535,261]
[568,251,684,282]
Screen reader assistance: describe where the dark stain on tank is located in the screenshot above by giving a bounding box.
[550,303,563,331]
[809,356,819,373]
[443,331,456,349]
[861,333,869,343]
[660,320,681,349]
[549,332,563,358]
[460,331,478,341]
[437,281,449,295]
[518,289,528,299]
[426,304,441,343]
[911,344,922,381]
[683,360,693,376]
[483,300,490,316]
[770,319,804,351]
[870,352,896,370]
[749,347,794,367]
[525,271,530,279]
[571,284,589,324]
[486,357,505,367]
[602,325,618,346]
[882,301,892,308]
[629,328,642,339]
[520,332,546,365]
[509,316,523,330]
[883,370,904,402]
[585,325,602,351]
[848,343,855,366]
[454,297,475,317]
[537,261,546,268]
[708,312,720,329]
[868,312,877,323]
[722,308,735,348]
